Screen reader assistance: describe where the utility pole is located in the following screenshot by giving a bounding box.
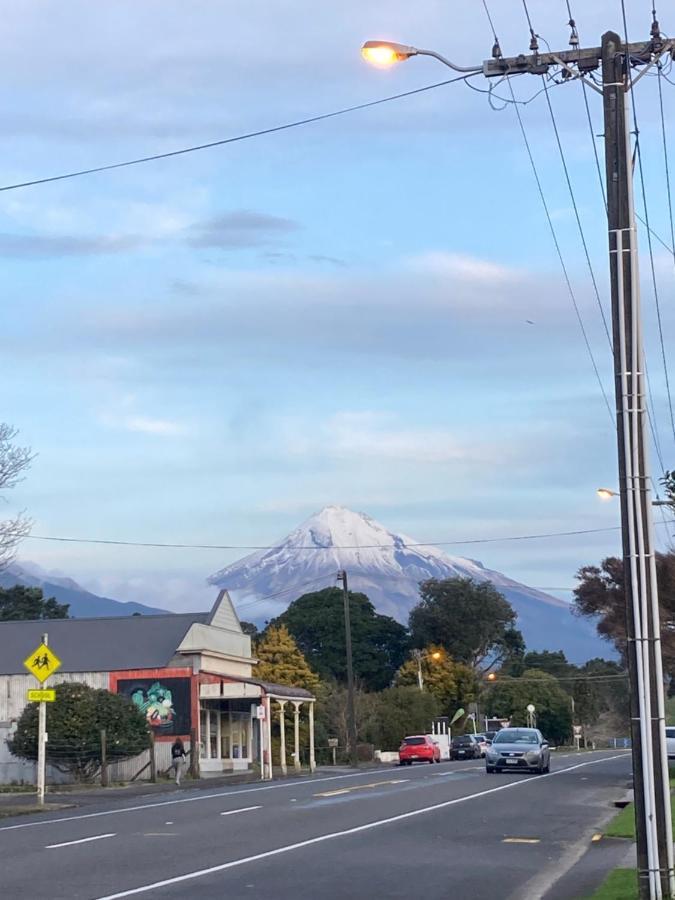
[37,632,48,806]
[483,29,675,900]
[337,570,358,767]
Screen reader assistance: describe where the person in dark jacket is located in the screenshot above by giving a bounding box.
[170,738,187,786]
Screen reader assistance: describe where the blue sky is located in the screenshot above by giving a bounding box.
[2,0,674,612]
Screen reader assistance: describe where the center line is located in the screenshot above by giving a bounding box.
[220,806,261,817]
[95,755,626,899]
[46,833,116,849]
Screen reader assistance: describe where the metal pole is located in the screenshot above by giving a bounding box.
[337,570,358,767]
[36,632,48,806]
[601,31,668,897]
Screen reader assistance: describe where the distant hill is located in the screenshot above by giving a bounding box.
[0,561,168,618]
[209,505,610,664]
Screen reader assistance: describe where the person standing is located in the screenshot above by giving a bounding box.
[170,737,187,786]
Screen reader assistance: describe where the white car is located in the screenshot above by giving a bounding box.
[666,726,675,760]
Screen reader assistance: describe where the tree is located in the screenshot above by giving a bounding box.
[486,670,572,745]
[240,621,259,639]
[361,687,440,751]
[271,587,410,691]
[507,650,575,686]
[409,578,525,671]
[573,553,675,675]
[0,424,33,570]
[8,682,150,781]
[0,585,69,621]
[394,645,478,714]
[253,624,320,694]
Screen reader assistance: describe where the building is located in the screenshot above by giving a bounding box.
[0,590,316,783]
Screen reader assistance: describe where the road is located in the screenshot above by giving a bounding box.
[0,751,631,900]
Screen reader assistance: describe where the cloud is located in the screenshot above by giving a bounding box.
[0,232,142,257]
[407,251,523,284]
[280,411,501,465]
[188,210,300,249]
[98,402,187,437]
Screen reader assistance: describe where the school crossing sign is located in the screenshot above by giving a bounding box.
[23,643,62,684]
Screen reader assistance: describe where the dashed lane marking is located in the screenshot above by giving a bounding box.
[314,779,408,798]
[46,833,116,849]
[220,806,262,817]
[503,837,540,844]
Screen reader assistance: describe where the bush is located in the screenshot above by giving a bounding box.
[8,682,150,782]
[361,687,441,751]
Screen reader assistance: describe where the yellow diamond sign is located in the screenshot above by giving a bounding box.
[23,643,62,684]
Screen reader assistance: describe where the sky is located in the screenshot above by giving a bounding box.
[1,0,675,614]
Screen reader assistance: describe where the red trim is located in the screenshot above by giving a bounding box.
[109,668,195,743]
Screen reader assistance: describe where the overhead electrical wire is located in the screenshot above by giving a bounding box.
[25,521,648,552]
[0,74,474,194]
[563,0,667,473]
[541,78,613,350]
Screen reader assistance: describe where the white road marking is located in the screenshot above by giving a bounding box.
[220,806,261,817]
[93,755,627,899]
[46,833,116,849]
[0,767,403,833]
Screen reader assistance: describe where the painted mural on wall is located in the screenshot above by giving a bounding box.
[117,678,191,735]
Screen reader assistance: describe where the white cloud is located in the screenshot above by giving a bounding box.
[280,410,499,465]
[406,251,523,284]
[97,395,187,437]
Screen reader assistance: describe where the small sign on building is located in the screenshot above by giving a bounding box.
[256,704,266,720]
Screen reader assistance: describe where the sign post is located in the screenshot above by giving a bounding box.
[23,634,62,806]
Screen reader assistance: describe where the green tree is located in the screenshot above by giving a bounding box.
[361,687,440,751]
[271,587,410,691]
[8,682,150,781]
[573,553,675,676]
[409,578,525,671]
[486,670,572,744]
[254,624,320,693]
[0,585,69,621]
[240,621,259,639]
[508,650,575,686]
[394,645,478,713]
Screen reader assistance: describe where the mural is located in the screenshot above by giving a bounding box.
[117,678,191,736]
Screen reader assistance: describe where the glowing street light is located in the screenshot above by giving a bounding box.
[597,487,619,500]
[361,40,482,74]
[361,41,417,67]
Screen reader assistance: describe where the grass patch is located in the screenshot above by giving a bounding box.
[0,785,35,794]
[586,868,637,899]
[604,804,637,838]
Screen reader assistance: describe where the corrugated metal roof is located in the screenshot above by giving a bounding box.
[0,613,209,674]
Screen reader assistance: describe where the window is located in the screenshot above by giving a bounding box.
[404,737,426,746]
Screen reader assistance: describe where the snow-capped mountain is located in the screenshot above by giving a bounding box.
[209,506,608,663]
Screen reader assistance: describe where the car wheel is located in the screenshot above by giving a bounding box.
[486,766,495,774]
[428,758,434,764]
[543,763,550,774]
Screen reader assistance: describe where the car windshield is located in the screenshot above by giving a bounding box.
[493,730,539,745]
[403,737,426,746]
[453,736,473,745]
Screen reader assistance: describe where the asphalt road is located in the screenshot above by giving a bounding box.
[0,751,631,900]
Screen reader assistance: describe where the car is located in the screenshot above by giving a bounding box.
[666,726,675,760]
[398,735,441,765]
[485,727,551,774]
[483,731,498,743]
[450,734,482,760]
[473,733,490,757]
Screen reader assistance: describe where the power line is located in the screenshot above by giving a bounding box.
[505,73,615,423]
[619,5,675,451]
[542,78,613,349]
[0,75,472,194]
[25,522,642,552]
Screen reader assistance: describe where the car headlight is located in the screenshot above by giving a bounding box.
[487,750,498,761]
[526,750,541,763]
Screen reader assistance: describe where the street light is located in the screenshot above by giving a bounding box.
[361,40,482,73]
[596,486,669,507]
[412,648,443,691]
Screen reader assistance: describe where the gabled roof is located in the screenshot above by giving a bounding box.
[0,613,209,675]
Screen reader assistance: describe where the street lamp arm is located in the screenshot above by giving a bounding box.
[415,47,482,74]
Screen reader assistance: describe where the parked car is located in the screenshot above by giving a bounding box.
[483,730,498,743]
[473,734,490,757]
[398,735,441,765]
[485,727,551,774]
[450,734,482,760]
[666,726,675,760]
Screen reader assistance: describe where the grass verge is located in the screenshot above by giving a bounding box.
[586,868,637,899]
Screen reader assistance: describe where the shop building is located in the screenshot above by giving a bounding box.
[0,590,315,782]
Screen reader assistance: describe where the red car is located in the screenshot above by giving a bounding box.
[398,735,441,765]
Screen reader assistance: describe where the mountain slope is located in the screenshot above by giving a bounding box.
[0,562,168,618]
[209,506,609,663]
